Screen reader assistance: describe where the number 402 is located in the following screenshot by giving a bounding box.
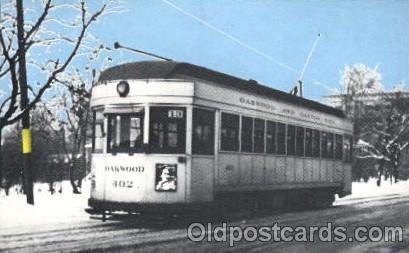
[112,180,133,188]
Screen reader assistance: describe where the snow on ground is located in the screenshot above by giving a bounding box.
[0,180,90,230]
[335,178,409,205]
[0,178,408,230]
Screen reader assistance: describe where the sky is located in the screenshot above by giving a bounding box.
[4,0,409,101]
[87,0,409,100]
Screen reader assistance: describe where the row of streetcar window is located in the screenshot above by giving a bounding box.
[92,108,352,162]
[221,112,352,162]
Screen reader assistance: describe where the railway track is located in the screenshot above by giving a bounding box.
[1,194,408,252]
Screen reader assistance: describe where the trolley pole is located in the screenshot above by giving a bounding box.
[292,33,321,98]
[17,0,34,205]
[114,42,173,61]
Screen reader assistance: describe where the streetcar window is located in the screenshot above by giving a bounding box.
[312,130,320,158]
[305,128,313,157]
[266,121,276,154]
[321,132,328,158]
[335,134,343,160]
[107,113,144,153]
[296,127,305,156]
[192,108,215,155]
[343,135,353,162]
[241,116,254,152]
[92,110,104,153]
[327,133,334,159]
[221,113,239,151]
[107,116,116,152]
[254,118,265,153]
[130,117,143,149]
[287,125,296,156]
[150,107,186,154]
[277,123,286,155]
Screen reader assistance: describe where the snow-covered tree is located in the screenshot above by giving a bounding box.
[336,64,385,181]
[356,91,409,185]
[340,64,384,118]
[341,64,384,94]
[46,70,95,194]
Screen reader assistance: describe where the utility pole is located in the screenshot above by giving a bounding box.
[17,0,34,204]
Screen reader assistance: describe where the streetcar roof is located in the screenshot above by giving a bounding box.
[97,61,345,118]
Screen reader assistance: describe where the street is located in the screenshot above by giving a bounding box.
[1,193,408,253]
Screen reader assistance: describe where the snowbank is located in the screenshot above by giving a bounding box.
[0,180,90,230]
[335,178,409,205]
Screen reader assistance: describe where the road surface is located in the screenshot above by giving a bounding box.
[1,194,408,253]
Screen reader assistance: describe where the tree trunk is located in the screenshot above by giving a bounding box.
[17,0,34,205]
[393,162,399,183]
[393,151,400,183]
[70,162,81,194]
[5,176,12,196]
[393,165,399,183]
[47,163,55,194]
[49,182,55,194]
[5,184,10,196]
[69,157,80,194]
[79,107,90,189]
[376,160,384,187]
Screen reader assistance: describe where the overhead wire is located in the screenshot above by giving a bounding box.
[160,0,336,94]
[161,0,297,74]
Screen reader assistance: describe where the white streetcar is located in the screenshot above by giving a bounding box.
[88,61,353,217]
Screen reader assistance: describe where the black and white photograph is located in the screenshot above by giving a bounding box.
[0,0,408,252]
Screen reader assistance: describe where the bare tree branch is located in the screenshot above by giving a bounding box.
[5,2,108,127]
[24,0,53,42]
[0,29,19,127]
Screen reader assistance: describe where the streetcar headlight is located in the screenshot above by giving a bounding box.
[116,81,130,97]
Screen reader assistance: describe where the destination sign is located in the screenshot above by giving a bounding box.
[238,96,338,126]
[105,166,145,173]
[168,109,184,119]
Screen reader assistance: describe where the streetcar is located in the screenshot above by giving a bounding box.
[87,61,353,217]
